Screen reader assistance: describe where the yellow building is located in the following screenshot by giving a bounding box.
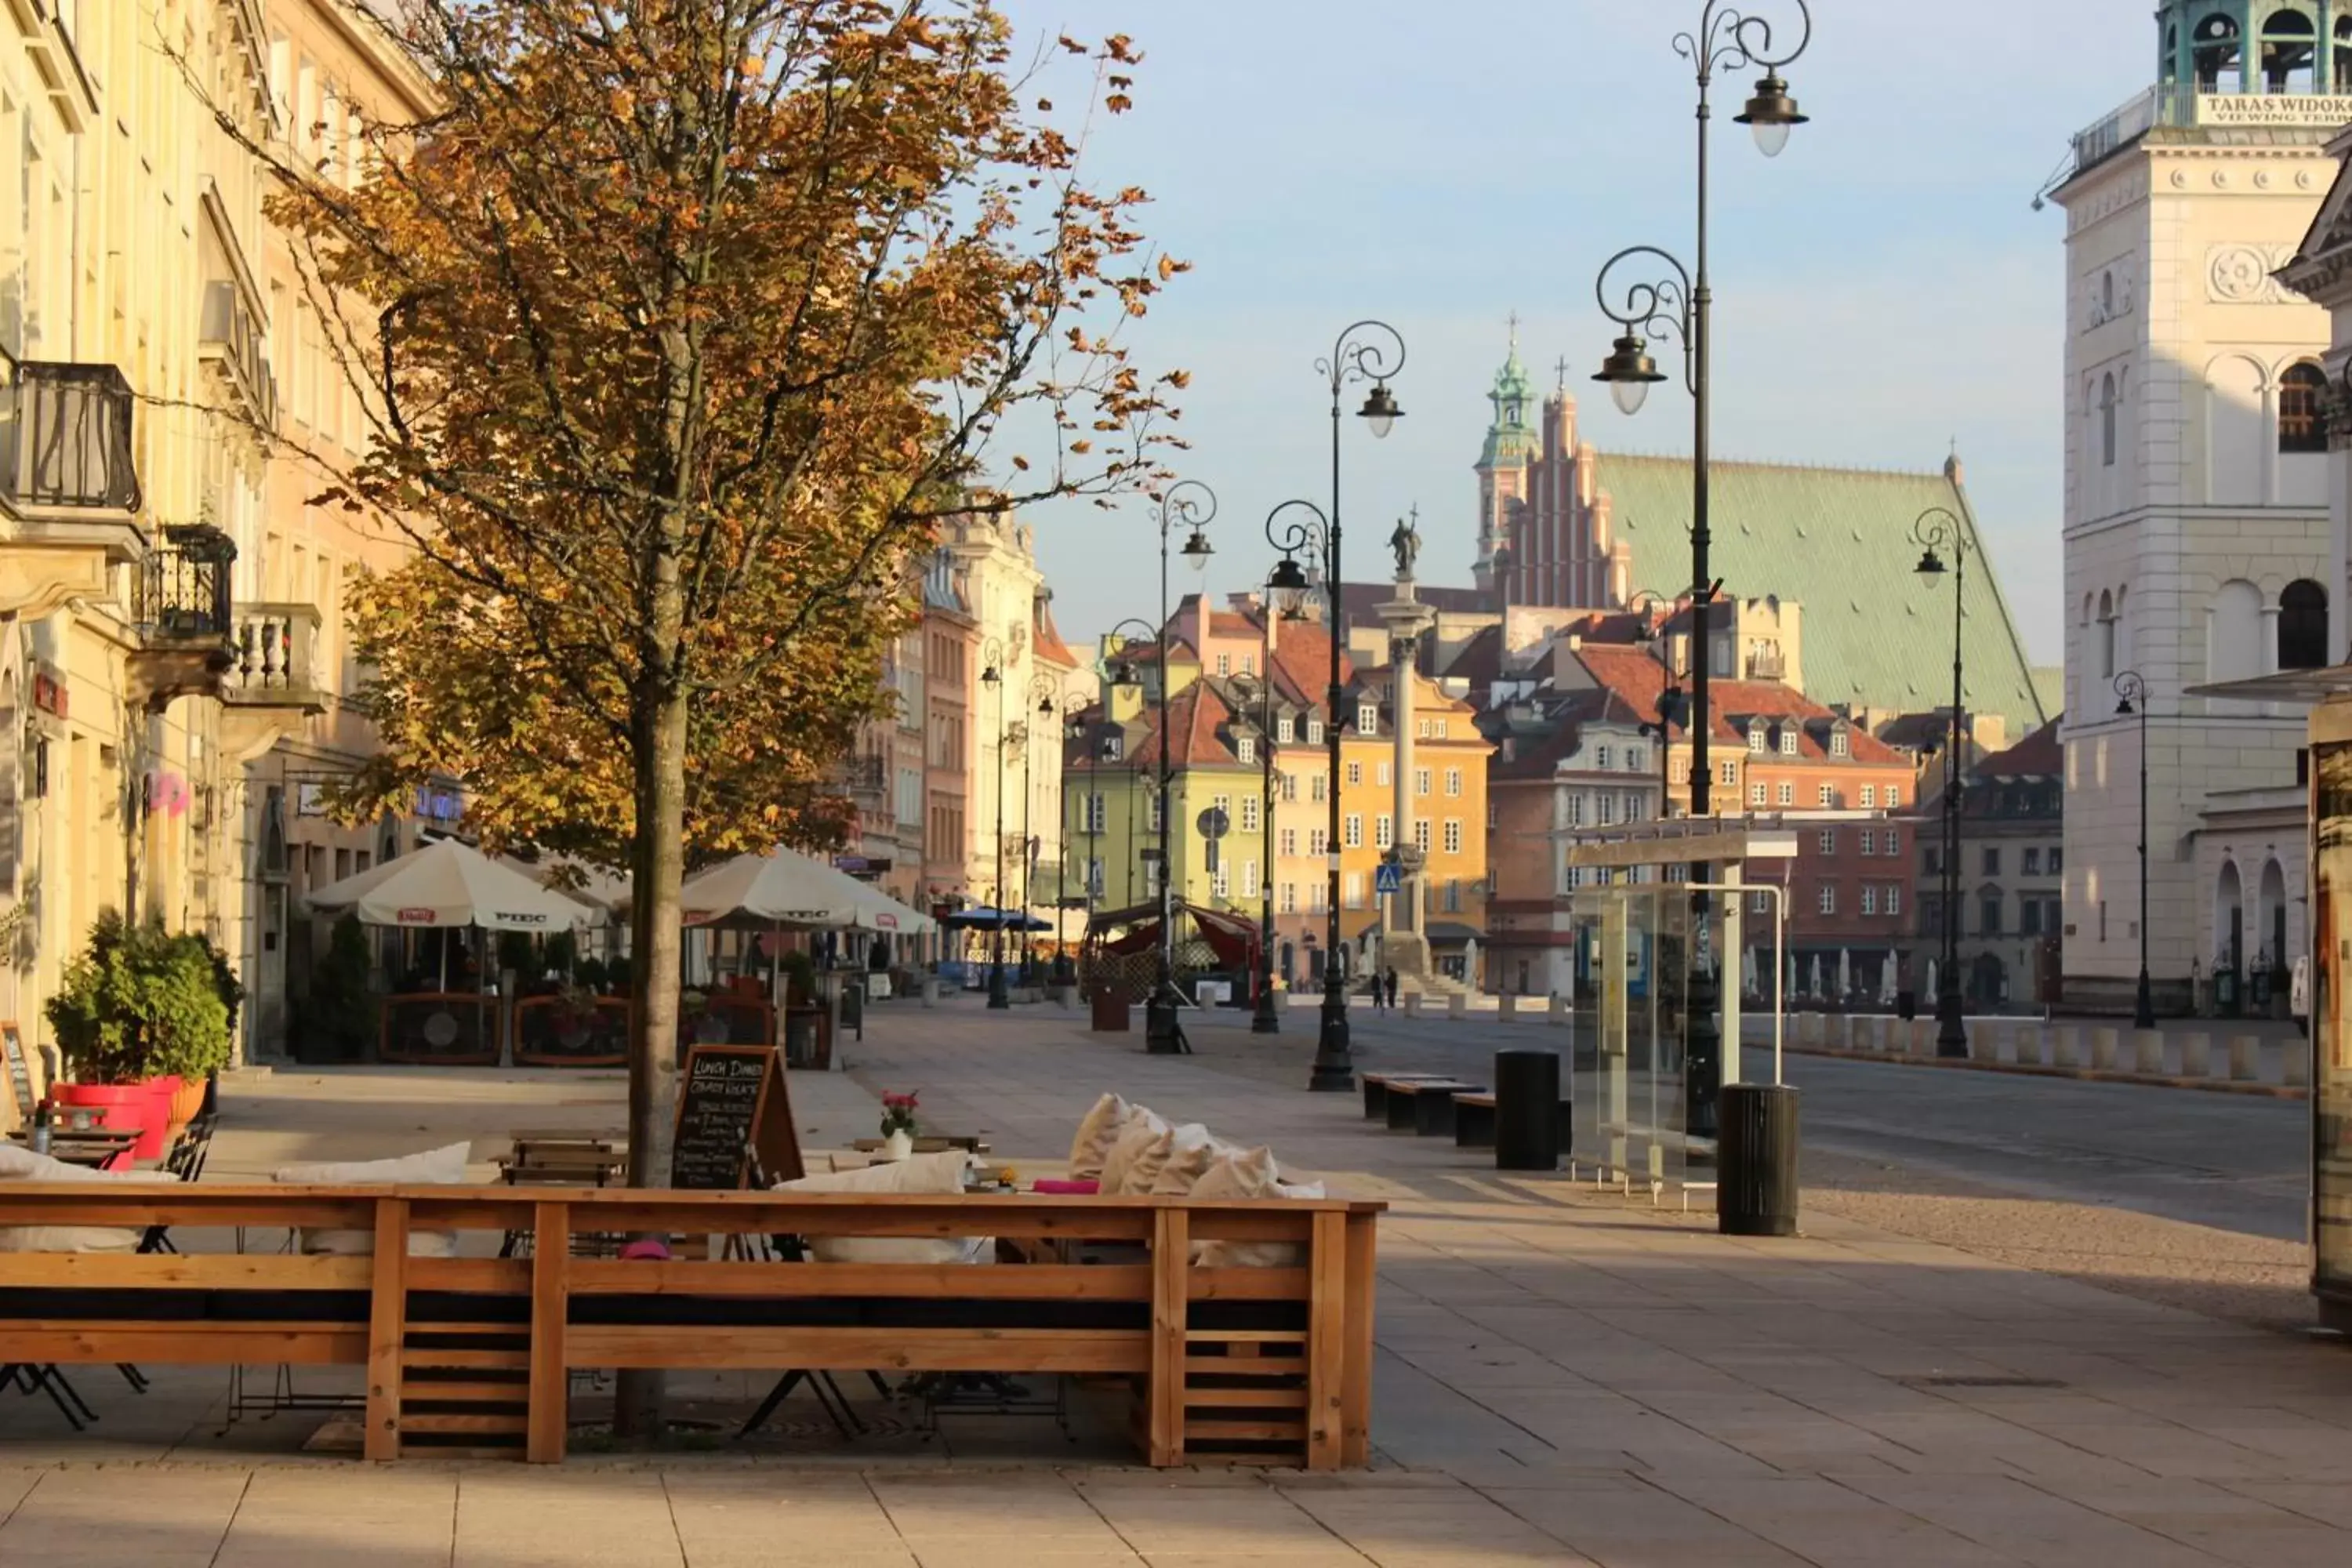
[0,2,430,1103]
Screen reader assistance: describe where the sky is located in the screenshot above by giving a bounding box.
[982,0,2183,673]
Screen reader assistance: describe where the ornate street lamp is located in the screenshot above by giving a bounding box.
[1291,321,1406,1093]
[978,637,1009,1010]
[1019,674,1060,985]
[1588,0,1812,1140]
[1230,670,1283,1035]
[2114,670,2154,1029]
[1912,506,1970,1058]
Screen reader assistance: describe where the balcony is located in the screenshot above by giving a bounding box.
[840,753,889,798]
[223,603,326,712]
[199,281,278,433]
[0,358,145,614]
[125,526,237,710]
[1744,645,1787,683]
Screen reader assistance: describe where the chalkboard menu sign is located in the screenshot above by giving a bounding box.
[670,1044,802,1189]
[0,1022,33,1124]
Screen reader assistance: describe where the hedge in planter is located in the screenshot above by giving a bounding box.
[44,913,235,1153]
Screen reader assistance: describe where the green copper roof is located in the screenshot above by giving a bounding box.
[1479,338,1540,470]
[1591,454,2049,736]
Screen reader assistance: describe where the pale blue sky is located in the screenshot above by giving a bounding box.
[996,1,2169,670]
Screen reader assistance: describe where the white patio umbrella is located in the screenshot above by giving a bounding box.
[1926,957,1939,1004]
[1838,947,1852,1000]
[1740,947,1759,997]
[305,838,593,932]
[1880,959,1897,1007]
[303,838,595,993]
[672,850,937,936]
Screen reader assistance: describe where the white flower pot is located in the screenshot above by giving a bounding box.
[880,1128,914,1162]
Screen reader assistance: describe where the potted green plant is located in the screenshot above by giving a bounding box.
[44,914,233,1158]
[296,913,379,1064]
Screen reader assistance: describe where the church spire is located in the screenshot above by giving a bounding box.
[1479,322,1537,470]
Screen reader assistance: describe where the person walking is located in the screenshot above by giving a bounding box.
[1384,967,1399,1011]
[1370,964,1387,1012]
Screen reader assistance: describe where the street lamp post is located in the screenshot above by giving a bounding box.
[979,637,1010,1010]
[1628,587,1697,826]
[1061,710,1093,986]
[1112,481,1216,1054]
[1911,506,1970,1058]
[1022,675,1060,985]
[1589,0,1812,1140]
[1232,670,1283,1035]
[2114,670,2154,1028]
[1279,321,1406,1094]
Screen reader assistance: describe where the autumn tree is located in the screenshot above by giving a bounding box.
[239,1,1182,1197]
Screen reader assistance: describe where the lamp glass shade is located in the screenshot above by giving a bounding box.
[1733,74,1806,158]
[1182,528,1213,572]
[1610,378,1650,417]
[1358,383,1403,440]
[1914,549,1946,579]
[1751,118,1792,158]
[981,664,1001,685]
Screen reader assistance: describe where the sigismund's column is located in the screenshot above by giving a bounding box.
[1376,514,1437,983]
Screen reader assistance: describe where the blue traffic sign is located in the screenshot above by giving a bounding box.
[1374,862,1403,896]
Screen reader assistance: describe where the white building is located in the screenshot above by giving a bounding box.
[2050,0,2349,1011]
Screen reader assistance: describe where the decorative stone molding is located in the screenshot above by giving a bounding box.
[2207,243,2299,302]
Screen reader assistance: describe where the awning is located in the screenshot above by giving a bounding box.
[304,839,596,931]
[2184,666,2352,704]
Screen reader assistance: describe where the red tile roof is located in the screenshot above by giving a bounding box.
[1033,604,1080,669]
[1976,716,2062,778]
[1127,685,1247,771]
[1570,644,1907,765]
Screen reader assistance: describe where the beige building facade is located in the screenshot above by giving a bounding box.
[0,2,429,1101]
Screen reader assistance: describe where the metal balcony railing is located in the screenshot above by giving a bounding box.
[136,525,238,643]
[223,602,323,702]
[1,360,142,514]
[840,753,889,793]
[1745,647,1787,682]
[200,281,280,431]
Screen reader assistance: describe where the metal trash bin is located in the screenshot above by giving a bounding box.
[1494,1049,1562,1172]
[1716,1082,1801,1236]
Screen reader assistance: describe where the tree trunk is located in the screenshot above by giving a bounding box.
[612,672,691,1441]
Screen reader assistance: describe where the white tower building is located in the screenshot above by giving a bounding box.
[2051,1,2346,1011]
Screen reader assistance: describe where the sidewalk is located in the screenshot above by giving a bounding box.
[5,996,2352,1565]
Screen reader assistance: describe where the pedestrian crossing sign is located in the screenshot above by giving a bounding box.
[1374,862,1402,896]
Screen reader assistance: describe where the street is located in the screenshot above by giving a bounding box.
[1194,1004,2310,1240]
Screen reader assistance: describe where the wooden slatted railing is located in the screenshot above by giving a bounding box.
[0,1186,1380,1468]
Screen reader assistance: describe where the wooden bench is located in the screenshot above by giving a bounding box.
[1452,1093,1572,1151]
[1359,1073,1451,1122]
[0,1184,1381,1469]
[1382,1080,1484,1137]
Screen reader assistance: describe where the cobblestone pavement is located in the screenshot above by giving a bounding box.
[5,994,2352,1566]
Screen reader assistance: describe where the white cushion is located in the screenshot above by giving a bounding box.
[1145,1123,1221,1196]
[0,1144,182,1253]
[1068,1092,1131,1180]
[1096,1108,1169,1194]
[274,1141,473,1258]
[777,1149,983,1263]
[1189,1147,1305,1268]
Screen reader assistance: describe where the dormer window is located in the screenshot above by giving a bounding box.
[1357,702,1378,735]
[1778,728,1798,756]
[1236,736,1255,765]
[1277,717,1294,743]
[1307,720,1325,745]
[1103,734,1124,762]
[1830,728,1850,758]
[1747,723,1766,754]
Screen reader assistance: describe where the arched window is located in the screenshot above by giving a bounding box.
[2281,362,2330,454]
[2101,270,2115,321]
[2100,372,2119,467]
[2164,23,2180,84]
[2194,11,2242,92]
[2211,579,2264,682]
[2279,579,2328,670]
[2098,589,2117,678]
[2263,9,2317,92]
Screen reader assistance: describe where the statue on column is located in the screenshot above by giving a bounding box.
[1389,511,1420,581]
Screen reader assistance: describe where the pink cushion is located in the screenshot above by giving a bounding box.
[1030,1178,1099,1194]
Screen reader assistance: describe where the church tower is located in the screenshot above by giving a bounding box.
[2051,0,2343,1012]
[1472,327,1540,597]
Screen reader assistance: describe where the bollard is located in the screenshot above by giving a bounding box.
[1802,1013,1824,1048]
[2180,1032,2212,1078]
[1549,994,1570,1028]
[2014,1023,2044,1066]
[1447,993,1468,1021]
[920,978,937,1009]
[2132,1029,2164,1075]
[1499,994,1519,1022]
[2053,1025,2081,1068]
[2286,1038,2311,1088]
[2090,1027,2120,1071]
[1404,993,1425,1019]
[2228,1034,2261,1082]
[1857,1016,1881,1052]
[1967,1021,1996,1063]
